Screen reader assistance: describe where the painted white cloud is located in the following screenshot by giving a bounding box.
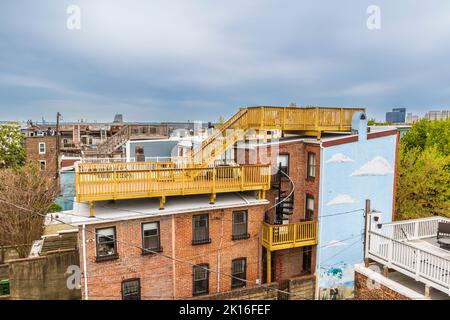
[326,153,355,163]
[351,156,394,176]
[324,240,348,248]
[327,194,356,206]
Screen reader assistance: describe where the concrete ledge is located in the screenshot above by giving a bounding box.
[355,263,428,300]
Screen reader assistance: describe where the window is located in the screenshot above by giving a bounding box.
[192,214,210,245]
[305,195,314,220]
[232,211,249,240]
[193,264,209,295]
[231,258,247,289]
[96,227,118,261]
[303,247,312,273]
[38,160,46,171]
[307,152,316,179]
[121,279,141,300]
[39,142,46,154]
[277,154,289,175]
[142,222,161,253]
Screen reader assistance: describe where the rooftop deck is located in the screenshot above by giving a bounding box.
[367,216,450,296]
[75,162,271,204]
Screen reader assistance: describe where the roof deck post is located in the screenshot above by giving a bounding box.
[210,193,216,205]
[159,196,166,210]
[89,201,95,218]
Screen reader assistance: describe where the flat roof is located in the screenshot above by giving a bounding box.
[46,192,268,226]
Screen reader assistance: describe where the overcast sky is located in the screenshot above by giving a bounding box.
[1,1,450,123]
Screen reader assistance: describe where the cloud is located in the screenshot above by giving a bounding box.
[2,1,450,121]
[327,194,356,206]
[326,153,355,163]
[351,156,394,176]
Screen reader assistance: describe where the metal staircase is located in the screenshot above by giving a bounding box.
[83,125,131,157]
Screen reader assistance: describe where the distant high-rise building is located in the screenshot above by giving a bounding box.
[406,113,419,124]
[386,108,406,123]
[425,110,450,121]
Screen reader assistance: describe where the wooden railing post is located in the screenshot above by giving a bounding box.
[387,240,393,268]
[415,250,421,281]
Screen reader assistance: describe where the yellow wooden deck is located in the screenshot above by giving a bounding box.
[76,164,271,202]
[261,221,318,251]
[192,106,365,166]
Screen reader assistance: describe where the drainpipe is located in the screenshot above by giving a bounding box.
[172,214,176,299]
[82,224,89,300]
[314,143,325,300]
[217,210,224,293]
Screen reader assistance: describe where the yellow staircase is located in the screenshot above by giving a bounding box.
[190,106,365,168]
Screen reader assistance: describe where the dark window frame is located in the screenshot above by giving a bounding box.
[121,278,141,300]
[307,152,316,180]
[141,221,162,254]
[232,210,250,240]
[95,226,119,262]
[192,214,211,245]
[277,153,290,176]
[305,194,315,220]
[192,264,210,296]
[231,258,247,289]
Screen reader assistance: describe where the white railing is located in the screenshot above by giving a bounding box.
[374,217,450,241]
[367,216,450,296]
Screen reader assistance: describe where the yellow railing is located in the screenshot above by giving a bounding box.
[191,106,365,167]
[261,221,318,251]
[75,164,271,202]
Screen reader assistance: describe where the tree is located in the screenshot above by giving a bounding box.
[402,118,450,155]
[0,162,59,258]
[0,122,26,169]
[396,144,450,220]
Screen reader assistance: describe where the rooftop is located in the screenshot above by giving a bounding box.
[46,191,269,226]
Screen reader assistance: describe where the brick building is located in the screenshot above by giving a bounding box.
[25,135,59,176]
[65,194,268,299]
[48,106,400,300]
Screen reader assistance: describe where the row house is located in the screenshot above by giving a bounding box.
[51,106,399,299]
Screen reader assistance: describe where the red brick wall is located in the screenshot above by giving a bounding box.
[25,136,58,176]
[274,248,303,280]
[79,204,266,300]
[236,139,321,280]
[354,271,410,300]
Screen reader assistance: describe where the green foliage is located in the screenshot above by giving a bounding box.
[396,118,450,220]
[48,203,63,213]
[0,122,25,169]
[401,118,450,155]
[367,118,387,126]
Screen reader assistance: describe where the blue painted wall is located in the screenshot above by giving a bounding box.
[55,170,75,211]
[316,132,397,299]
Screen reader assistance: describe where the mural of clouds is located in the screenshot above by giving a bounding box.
[326,153,355,163]
[350,156,394,176]
[327,194,356,206]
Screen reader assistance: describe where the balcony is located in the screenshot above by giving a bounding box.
[75,162,271,203]
[367,216,450,296]
[261,221,318,251]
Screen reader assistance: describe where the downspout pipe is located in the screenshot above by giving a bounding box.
[82,224,89,300]
[315,143,325,300]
